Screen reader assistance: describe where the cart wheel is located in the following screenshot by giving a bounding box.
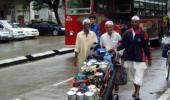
[112,94,119,100]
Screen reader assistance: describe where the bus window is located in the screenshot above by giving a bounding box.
[66,0,91,15]
[94,0,106,13]
[94,0,114,15]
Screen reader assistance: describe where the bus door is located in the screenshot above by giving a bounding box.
[65,0,91,45]
[93,0,117,34]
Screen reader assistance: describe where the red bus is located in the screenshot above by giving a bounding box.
[64,0,168,46]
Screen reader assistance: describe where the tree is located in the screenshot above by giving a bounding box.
[3,0,63,25]
[31,0,62,25]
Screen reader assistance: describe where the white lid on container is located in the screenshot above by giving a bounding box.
[70,87,78,92]
[67,91,76,95]
[85,91,94,96]
[88,85,96,89]
[76,92,84,96]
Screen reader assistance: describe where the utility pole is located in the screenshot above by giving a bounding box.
[167,0,170,35]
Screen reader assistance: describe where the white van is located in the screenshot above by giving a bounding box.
[0,25,12,42]
[0,20,25,39]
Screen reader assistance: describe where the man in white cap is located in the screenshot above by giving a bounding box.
[100,20,122,52]
[118,16,152,100]
[100,20,122,93]
[74,18,97,70]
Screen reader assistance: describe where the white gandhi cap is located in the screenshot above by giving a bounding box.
[82,18,91,25]
[131,16,140,21]
[105,21,114,26]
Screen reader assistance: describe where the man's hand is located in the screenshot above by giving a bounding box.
[108,48,114,53]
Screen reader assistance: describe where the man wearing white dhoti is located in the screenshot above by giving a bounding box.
[118,16,152,100]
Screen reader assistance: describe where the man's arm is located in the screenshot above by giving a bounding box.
[142,32,152,65]
[74,52,78,66]
[97,25,100,43]
[92,31,98,44]
[117,32,126,51]
[74,33,80,66]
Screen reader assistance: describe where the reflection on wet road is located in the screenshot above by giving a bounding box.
[0,36,65,60]
[0,53,76,100]
[0,41,169,100]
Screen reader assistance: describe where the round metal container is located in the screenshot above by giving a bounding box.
[84,91,95,100]
[76,92,84,100]
[90,89,98,99]
[70,87,79,92]
[88,85,96,90]
[67,91,76,100]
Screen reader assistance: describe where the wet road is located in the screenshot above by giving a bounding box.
[0,48,169,100]
[0,36,66,60]
[119,48,170,100]
[0,53,76,100]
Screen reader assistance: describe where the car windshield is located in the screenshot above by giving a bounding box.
[9,23,20,28]
[2,21,13,28]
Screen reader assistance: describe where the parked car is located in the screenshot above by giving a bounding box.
[0,25,12,42]
[28,21,65,36]
[12,23,39,39]
[0,20,25,39]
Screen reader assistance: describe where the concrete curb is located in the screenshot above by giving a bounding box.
[0,56,28,67]
[26,51,56,61]
[157,88,170,100]
[56,48,74,55]
[0,48,74,67]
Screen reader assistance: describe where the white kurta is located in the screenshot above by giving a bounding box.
[100,31,122,50]
[75,30,97,67]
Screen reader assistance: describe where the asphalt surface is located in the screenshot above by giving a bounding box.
[0,53,76,100]
[0,35,169,100]
[0,47,169,100]
[0,36,66,60]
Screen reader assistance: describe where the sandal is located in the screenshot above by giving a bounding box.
[134,93,140,100]
[132,92,140,98]
[132,91,136,98]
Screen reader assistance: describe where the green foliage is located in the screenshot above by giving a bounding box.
[15,0,31,10]
[32,1,46,11]
[12,0,63,25]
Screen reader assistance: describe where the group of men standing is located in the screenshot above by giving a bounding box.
[74,15,152,100]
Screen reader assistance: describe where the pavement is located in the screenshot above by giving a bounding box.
[1,47,170,100]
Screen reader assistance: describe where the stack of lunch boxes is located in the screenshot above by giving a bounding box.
[66,44,116,100]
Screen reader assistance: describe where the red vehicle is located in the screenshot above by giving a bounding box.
[65,0,167,46]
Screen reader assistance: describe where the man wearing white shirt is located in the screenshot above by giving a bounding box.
[100,20,122,93]
[100,21,122,52]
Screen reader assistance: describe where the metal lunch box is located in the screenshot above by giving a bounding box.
[67,91,76,100]
[84,91,95,100]
[76,92,84,100]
